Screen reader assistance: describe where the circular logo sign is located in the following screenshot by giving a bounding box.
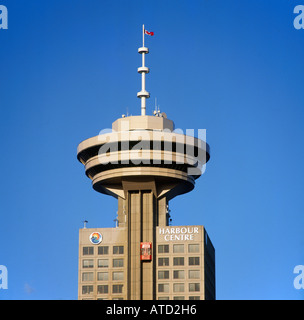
[89,232,102,244]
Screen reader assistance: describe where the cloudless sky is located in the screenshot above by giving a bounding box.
[0,0,304,300]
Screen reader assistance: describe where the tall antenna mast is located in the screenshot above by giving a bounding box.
[137,24,153,116]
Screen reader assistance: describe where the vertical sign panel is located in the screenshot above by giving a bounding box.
[140,242,152,261]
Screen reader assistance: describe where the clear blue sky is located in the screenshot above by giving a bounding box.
[0,0,304,300]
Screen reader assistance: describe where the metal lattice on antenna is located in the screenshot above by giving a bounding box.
[137,24,154,116]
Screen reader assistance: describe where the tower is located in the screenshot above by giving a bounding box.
[77,25,214,300]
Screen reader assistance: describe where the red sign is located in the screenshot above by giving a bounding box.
[140,242,152,261]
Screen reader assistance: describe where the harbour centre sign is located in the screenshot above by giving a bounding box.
[158,226,200,241]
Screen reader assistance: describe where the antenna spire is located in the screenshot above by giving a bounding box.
[137,24,153,116]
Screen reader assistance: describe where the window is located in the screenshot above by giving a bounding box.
[173,257,184,266]
[173,296,185,300]
[83,247,94,255]
[188,270,200,279]
[97,272,108,281]
[97,285,108,294]
[189,283,200,292]
[113,285,123,294]
[113,272,124,281]
[173,270,185,279]
[158,270,169,279]
[158,297,169,300]
[173,244,184,253]
[82,285,93,294]
[189,257,200,266]
[173,283,184,293]
[82,272,93,281]
[113,259,124,268]
[158,258,169,266]
[188,244,199,253]
[158,245,169,253]
[98,246,109,255]
[82,259,93,268]
[189,296,200,300]
[113,246,124,254]
[98,259,109,268]
[158,283,169,293]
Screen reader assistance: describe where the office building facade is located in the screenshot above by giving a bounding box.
[78,225,215,300]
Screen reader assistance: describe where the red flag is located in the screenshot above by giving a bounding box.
[145,30,154,36]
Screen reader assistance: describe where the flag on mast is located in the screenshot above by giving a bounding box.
[145,29,154,36]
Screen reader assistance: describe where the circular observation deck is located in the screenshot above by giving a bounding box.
[77,116,210,200]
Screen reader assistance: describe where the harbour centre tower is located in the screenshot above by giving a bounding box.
[77,26,215,300]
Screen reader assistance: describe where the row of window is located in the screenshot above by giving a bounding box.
[82,271,124,282]
[83,246,124,256]
[82,270,200,282]
[85,296,200,300]
[82,284,123,295]
[82,258,124,269]
[83,256,199,268]
[158,283,200,293]
[82,244,199,256]
[158,244,200,254]
[158,257,200,266]
[159,296,200,300]
[158,270,200,280]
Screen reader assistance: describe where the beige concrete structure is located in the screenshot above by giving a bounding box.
[79,227,128,300]
[156,226,215,300]
[78,225,215,300]
[77,27,214,300]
